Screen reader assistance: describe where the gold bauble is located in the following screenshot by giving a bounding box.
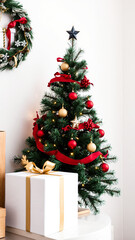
[58,107,67,118]
[52,119,55,122]
[87,142,96,152]
[61,62,69,71]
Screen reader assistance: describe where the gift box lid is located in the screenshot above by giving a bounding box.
[0,208,6,218]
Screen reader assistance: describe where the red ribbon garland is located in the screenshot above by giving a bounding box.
[33,116,108,165]
[48,72,93,87]
[6,17,27,50]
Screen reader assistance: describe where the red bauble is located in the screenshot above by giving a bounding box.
[37,130,44,137]
[68,139,77,149]
[98,129,105,138]
[100,163,109,172]
[69,92,78,100]
[86,100,94,109]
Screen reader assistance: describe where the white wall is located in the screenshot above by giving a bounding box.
[123,1,135,240]
[0,0,123,239]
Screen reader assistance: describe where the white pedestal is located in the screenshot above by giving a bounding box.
[7,213,112,240]
[47,213,112,240]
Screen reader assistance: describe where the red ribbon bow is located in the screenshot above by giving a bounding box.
[57,57,64,62]
[48,72,73,87]
[6,17,27,50]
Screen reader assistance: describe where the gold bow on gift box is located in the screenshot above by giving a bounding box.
[21,155,55,173]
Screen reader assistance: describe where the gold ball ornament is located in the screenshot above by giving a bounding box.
[58,107,68,118]
[61,62,69,71]
[87,141,96,152]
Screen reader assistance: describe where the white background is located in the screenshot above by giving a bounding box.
[0,0,134,239]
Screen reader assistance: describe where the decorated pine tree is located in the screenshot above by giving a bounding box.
[15,27,120,213]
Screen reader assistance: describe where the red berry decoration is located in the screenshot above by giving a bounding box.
[100,163,109,172]
[98,129,105,138]
[37,130,44,137]
[68,139,77,149]
[86,100,94,109]
[69,92,78,100]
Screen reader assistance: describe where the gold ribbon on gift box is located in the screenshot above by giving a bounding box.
[21,155,64,233]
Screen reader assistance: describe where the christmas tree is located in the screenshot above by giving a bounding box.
[15,27,120,213]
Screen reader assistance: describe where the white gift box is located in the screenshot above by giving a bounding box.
[6,171,78,236]
[0,27,15,49]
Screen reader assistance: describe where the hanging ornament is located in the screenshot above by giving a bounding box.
[61,62,69,71]
[86,100,94,109]
[87,141,96,152]
[37,130,44,137]
[69,91,78,100]
[70,116,80,128]
[100,162,109,172]
[68,139,77,149]
[58,106,68,118]
[98,129,105,138]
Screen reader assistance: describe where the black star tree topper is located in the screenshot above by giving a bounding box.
[67,26,80,40]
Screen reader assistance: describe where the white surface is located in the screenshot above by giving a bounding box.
[0,28,15,49]
[0,1,123,239]
[47,214,111,240]
[5,172,78,236]
[123,1,135,240]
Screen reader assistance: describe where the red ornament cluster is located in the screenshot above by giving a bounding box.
[80,76,91,88]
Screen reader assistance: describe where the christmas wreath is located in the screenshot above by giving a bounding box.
[0,0,33,70]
